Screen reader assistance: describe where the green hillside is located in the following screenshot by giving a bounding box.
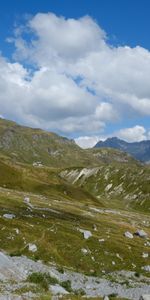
[0,118,136,167]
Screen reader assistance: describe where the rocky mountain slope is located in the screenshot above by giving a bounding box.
[94,137,150,163]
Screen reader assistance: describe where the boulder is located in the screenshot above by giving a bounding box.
[28,243,37,252]
[124,231,133,239]
[79,229,92,239]
[3,213,15,219]
[135,230,147,238]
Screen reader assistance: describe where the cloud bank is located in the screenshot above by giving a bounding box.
[0,12,150,142]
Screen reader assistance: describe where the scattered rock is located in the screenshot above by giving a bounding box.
[144,241,150,247]
[142,266,150,272]
[135,230,148,238]
[93,224,97,231]
[3,213,15,219]
[33,161,43,167]
[105,183,113,192]
[79,229,92,239]
[24,197,30,203]
[81,248,88,254]
[142,253,149,258]
[124,231,133,239]
[99,238,105,242]
[28,243,37,253]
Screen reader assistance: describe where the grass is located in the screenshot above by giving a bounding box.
[0,183,149,277]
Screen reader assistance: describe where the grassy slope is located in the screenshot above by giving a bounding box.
[0,158,150,279]
[61,163,150,213]
[0,118,136,168]
[0,119,150,299]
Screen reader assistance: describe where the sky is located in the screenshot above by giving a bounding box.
[0,0,150,148]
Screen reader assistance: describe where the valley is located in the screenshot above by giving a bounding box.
[0,119,150,300]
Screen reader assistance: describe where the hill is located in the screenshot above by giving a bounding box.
[0,118,136,167]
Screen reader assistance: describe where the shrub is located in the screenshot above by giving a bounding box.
[57,266,64,274]
[27,272,59,291]
[60,280,72,292]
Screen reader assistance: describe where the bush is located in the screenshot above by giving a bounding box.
[57,266,64,274]
[134,272,140,278]
[61,280,72,292]
[109,293,118,299]
[27,272,59,291]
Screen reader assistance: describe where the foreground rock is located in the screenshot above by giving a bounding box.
[140,296,150,300]
[0,252,150,299]
[135,230,148,238]
[124,231,133,239]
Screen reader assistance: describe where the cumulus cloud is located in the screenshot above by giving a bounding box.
[75,135,106,148]
[117,125,147,142]
[1,12,150,139]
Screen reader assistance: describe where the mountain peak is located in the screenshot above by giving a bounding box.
[94,137,150,163]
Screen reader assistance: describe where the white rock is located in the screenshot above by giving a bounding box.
[81,248,88,254]
[50,284,69,295]
[135,230,148,238]
[105,183,112,192]
[15,228,19,234]
[79,229,92,239]
[93,224,97,231]
[99,238,105,242]
[145,241,150,246]
[24,197,30,203]
[28,243,37,252]
[142,253,149,258]
[124,231,133,239]
[3,213,15,219]
[142,265,150,272]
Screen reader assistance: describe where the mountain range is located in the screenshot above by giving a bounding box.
[94,136,150,163]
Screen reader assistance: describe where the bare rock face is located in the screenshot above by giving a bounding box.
[0,252,25,281]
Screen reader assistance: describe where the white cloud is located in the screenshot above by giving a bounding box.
[13,13,106,64]
[0,12,150,138]
[117,125,147,142]
[95,102,118,121]
[75,136,104,148]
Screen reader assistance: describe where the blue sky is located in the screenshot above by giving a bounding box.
[0,0,150,147]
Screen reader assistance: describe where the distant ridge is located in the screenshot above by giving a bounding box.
[0,118,135,167]
[94,137,150,163]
